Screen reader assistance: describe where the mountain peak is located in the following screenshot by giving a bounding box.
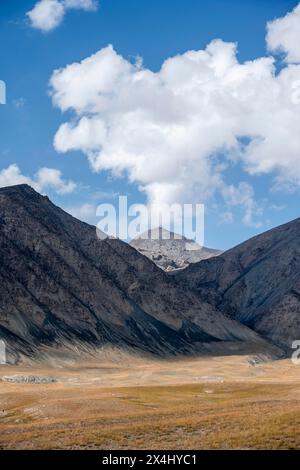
[134,227,188,241]
[0,189,261,363]
[130,227,222,271]
[0,184,41,200]
[0,183,35,192]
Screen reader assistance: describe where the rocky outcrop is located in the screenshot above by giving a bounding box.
[130,227,221,272]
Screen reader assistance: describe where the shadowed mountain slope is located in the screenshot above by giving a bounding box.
[0,185,268,363]
[174,218,300,348]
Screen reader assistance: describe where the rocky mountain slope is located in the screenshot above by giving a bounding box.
[0,185,267,363]
[130,227,221,271]
[174,218,300,349]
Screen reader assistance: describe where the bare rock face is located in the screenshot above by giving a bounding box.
[174,218,300,349]
[130,227,221,272]
[1,375,57,384]
[0,185,268,363]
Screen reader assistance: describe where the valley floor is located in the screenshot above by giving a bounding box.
[0,353,300,450]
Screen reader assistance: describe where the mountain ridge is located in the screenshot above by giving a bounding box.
[174,216,300,348]
[0,184,269,363]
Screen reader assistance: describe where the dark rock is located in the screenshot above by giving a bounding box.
[0,184,267,362]
[175,218,300,349]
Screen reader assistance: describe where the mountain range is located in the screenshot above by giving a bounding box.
[174,218,300,349]
[0,184,269,363]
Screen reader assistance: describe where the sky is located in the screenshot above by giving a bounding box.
[0,0,300,250]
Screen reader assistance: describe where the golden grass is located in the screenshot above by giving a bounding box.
[1,356,300,449]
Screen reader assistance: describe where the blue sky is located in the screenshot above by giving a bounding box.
[0,0,300,249]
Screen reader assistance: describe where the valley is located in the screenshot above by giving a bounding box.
[0,184,299,450]
[1,353,300,450]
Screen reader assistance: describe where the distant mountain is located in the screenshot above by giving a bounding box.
[130,227,221,272]
[174,218,300,349]
[0,185,268,363]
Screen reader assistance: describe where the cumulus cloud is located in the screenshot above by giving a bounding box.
[66,203,96,222]
[35,167,76,194]
[27,0,65,31]
[267,3,300,63]
[27,0,98,32]
[222,182,263,228]
[50,4,300,226]
[0,164,76,194]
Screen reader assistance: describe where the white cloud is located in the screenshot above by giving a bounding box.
[27,0,65,32]
[49,4,300,226]
[222,182,263,228]
[27,0,98,32]
[35,167,76,194]
[0,164,76,195]
[267,3,300,63]
[66,203,96,222]
[64,0,98,10]
[54,116,107,152]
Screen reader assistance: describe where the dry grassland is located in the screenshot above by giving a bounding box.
[0,354,300,450]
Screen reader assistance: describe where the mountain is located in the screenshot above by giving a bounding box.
[174,218,300,349]
[130,227,221,272]
[0,185,268,363]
